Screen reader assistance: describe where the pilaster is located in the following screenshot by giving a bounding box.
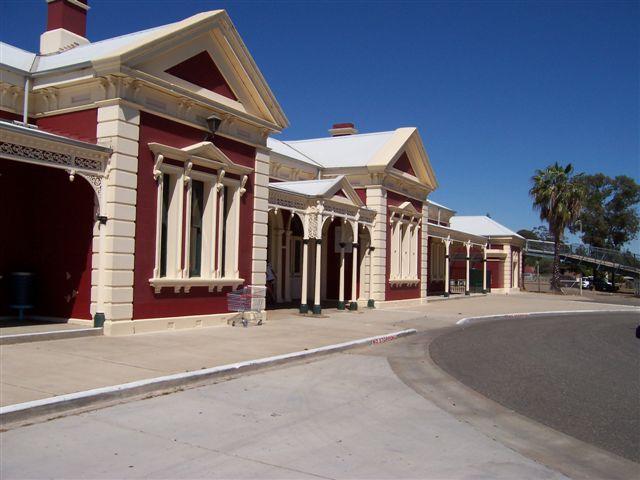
[92,104,139,330]
[252,147,270,287]
[366,187,387,301]
[421,203,429,299]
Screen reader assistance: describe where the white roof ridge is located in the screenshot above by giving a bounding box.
[275,139,324,168]
[427,199,455,211]
[0,41,34,55]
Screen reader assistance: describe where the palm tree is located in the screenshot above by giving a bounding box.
[530,163,584,292]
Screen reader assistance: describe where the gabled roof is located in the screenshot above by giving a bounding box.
[270,128,438,191]
[269,175,364,207]
[1,11,288,131]
[449,216,524,239]
[283,131,395,168]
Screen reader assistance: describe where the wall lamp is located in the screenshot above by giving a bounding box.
[206,114,222,140]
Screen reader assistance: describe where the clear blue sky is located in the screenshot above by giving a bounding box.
[2,0,639,251]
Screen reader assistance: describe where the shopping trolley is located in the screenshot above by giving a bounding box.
[226,285,266,327]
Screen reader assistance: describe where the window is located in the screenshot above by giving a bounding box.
[189,180,204,277]
[389,202,421,286]
[149,142,252,293]
[153,168,241,291]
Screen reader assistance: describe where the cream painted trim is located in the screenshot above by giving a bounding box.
[148,277,243,294]
[103,311,240,336]
[149,141,253,176]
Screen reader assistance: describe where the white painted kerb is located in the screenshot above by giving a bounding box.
[0,328,416,417]
[456,308,638,326]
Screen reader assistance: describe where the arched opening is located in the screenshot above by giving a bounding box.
[287,213,304,302]
[0,160,96,324]
[322,217,354,305]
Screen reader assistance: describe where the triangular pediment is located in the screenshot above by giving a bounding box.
[268,175,364,208]
[165,51,237,101]
[367,128,438,191]
[149,141,253,175]
[389,201,422,223]
[108,11,287,131]
[325,176,364,207]
[390,152,416,177]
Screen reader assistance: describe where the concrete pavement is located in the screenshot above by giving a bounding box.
[1,292,637,426]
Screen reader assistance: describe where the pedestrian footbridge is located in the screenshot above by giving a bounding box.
[524,240,640,277]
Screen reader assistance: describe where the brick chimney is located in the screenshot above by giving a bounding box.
[329,123,358,137]
[40,0,90,54]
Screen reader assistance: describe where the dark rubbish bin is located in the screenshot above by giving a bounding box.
[9,272,35,321]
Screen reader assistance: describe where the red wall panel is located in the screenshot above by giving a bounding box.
[37,109,98,142]
[133,112,256,319]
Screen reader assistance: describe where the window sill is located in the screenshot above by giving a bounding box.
[149,277,244,293]
[389,278,420,287]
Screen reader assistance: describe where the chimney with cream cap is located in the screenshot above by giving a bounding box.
[329,123,358,137]
[40,0,90,54]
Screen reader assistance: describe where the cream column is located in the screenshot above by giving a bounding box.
[275,228,283,302]
[93,185,107,327]
[421,203,429,300]
[366,186,387,302]
[300,237,310,314]
[465,240,471,295]
[367,246,375,308]
[483,243,488,294]
[349,222,359,311]
[338,240,346,310]
[313,235,323,314]
[284,229,292,302]
[94,104,140,335]
[444,236,451,298]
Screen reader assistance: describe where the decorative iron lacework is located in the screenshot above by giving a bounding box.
[308,214,318,239]
[269,192,307,210]
[324,203,358,218]
[78,173,104,198]
[0,142,104,172]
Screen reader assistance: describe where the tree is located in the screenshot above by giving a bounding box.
[530,163,585,292]
[532,225,554,242]
[517,229,538,240]
[570,174,640,249]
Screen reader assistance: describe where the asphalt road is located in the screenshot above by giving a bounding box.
[429,311,640,463]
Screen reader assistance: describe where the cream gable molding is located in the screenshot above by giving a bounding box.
[100,11,287,131]
[149,141,253,176]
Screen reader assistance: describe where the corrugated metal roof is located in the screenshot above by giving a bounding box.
[35,25,166,72]
[267,137,321,167]
[282,131,395,168]
[269,177,343,197]
[2,12,224,74]
[449,216,523,239]
[0,42,37,73]
[427,199,455,211]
